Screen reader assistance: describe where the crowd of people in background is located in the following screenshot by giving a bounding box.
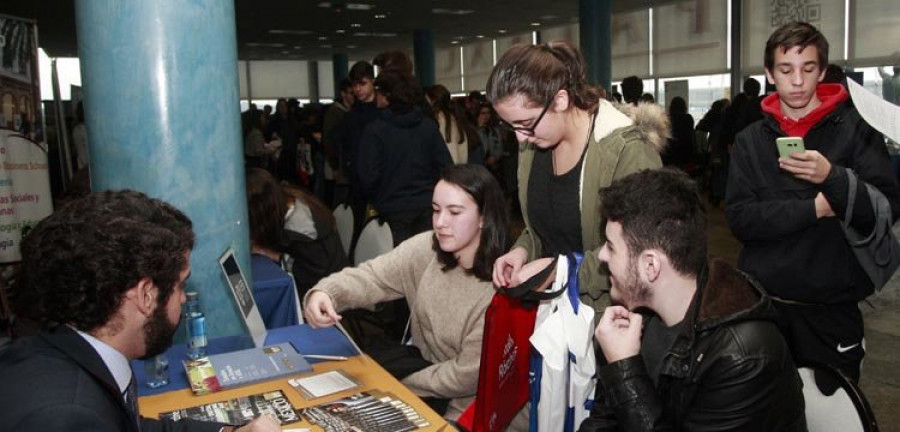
[239,52,522,248]
[29,20,899,431]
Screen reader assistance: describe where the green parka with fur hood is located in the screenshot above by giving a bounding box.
[515,99,668,315]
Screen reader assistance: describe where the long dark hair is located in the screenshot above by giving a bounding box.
[246,168,288,252]
[427,84,465,144]
[486,40,603,112]
[433,165,509,281]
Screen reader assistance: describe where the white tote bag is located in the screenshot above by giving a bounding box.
[529,253,597,432]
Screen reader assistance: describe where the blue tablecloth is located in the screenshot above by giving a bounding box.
[251,254,299,329]
[133,325,359,396]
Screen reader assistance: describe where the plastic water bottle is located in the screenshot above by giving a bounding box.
[184,291,207,359]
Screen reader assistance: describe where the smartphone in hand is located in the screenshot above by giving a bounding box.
[776,137,805,158]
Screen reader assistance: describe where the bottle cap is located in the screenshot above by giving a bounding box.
[186,291,199,301]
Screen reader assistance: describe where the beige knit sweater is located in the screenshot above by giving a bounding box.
[307,231,494,420]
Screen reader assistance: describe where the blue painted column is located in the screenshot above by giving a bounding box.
[332,53,349,86]
[580,0,612,92]
[309,61,320,104]
[413,29,435,87]
[75,0,248,339]
[730,0,743,99]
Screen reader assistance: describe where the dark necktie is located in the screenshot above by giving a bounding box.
[123,377,142,432]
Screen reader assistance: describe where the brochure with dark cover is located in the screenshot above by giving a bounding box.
[184,342,312,395]
[158,390,301,425]
[301,390,430,431]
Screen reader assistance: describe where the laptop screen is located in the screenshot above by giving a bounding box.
[218,248,268,347]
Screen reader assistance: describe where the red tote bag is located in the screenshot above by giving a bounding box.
[458,293,536,432]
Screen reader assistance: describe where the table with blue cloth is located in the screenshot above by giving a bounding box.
[250,253,300,329]
[133,325,357,396]
[134,325,450,431]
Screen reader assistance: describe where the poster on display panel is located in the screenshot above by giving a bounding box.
[0,14,53,263]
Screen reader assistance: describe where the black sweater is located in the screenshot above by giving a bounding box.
[358,107,453,214]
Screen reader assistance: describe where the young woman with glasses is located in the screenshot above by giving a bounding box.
[487,40,668,314]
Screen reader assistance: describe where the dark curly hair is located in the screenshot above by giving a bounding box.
[599,169,707,278]
[433,164,510,281]
[14,190,194,332]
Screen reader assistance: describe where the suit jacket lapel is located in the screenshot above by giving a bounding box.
[41,326,139,432]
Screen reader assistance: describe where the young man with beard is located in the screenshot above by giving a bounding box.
[579,169,806,431]
[0,191,279,432]
[726,22,900,381]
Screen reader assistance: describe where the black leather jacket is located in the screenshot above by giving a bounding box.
[579,259,807,432]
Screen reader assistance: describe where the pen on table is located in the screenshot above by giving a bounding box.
[302,354,349,361]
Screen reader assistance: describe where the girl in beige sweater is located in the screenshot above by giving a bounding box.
[304,164,510,420]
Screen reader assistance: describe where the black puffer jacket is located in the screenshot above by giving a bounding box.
[580,259,807,432]
[726,101,900,303]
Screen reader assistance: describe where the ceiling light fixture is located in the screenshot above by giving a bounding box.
[345,3,374,11]
[246,42,285,48]
[336,29,346,34]
[317,2,375,11]
[530,22,541,26]
[498,29,507,34]
[318,36,328,40]
[374,13,387,19]
[476,35,485,39]
[350,23,362,28]
[268,29,313,35]
[432,8,474,15]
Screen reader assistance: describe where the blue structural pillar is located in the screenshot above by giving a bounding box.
[730,0,743,99]
[333,53,349,86]
[309,61,320,104]
[413,29,435,87]
[579,0,612,92]
[75,0,249,339]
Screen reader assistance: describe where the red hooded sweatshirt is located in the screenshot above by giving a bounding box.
[760,83,849,137]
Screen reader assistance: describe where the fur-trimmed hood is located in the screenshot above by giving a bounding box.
[593,99,670,153]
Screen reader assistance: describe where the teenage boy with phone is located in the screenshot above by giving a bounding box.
[725,22,900,381]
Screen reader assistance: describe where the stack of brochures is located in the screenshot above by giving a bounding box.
[159,390,301,425]
[301,390,429,431]
[184,342,312,395]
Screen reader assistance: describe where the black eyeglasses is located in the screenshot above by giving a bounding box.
[499,97,553,137]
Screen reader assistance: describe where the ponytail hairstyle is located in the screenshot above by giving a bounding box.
[486,40,604,112]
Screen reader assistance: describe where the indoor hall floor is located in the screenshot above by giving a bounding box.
[706,201,900,431]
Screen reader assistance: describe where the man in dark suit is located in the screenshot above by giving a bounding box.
[0,190,279,432]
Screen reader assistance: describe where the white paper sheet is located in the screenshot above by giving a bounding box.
[847,79,900,144]
[289,370,360,399]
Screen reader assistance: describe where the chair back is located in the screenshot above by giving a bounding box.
[354,218,393,265]
[799,363,879,432]
[332,203,354,256]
